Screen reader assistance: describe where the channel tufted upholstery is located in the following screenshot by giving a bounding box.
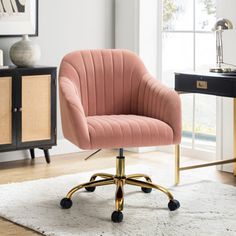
[59,49,181,150]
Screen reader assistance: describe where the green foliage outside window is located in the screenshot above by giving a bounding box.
[200,0,216,15]
[163,0,216,30]
[163,0,179,24]
[183,123,215,135]
[163,0,179,30]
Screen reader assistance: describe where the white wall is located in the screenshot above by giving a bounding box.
[0,0,115,161]
[115,0,139,52]
[216,0,236,172]
[139,0,158,78]
[115,0,158,78]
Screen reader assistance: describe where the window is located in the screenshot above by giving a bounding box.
[161,0,217,153]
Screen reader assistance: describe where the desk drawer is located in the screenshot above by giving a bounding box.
[175,74,235,97]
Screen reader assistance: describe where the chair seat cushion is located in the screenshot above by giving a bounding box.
[87,115,174,149]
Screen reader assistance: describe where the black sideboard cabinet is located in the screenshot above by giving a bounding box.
[0,66,57,163]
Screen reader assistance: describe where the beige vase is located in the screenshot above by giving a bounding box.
[10,35,41,67]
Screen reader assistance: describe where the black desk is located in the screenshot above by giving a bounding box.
[174,71,236,184]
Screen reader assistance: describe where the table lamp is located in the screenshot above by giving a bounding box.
[210,18,233,73]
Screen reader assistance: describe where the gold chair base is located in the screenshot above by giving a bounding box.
[61,155,179,222]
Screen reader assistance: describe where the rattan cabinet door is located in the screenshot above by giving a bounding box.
[21,74,51,142]
[0,77,12,145]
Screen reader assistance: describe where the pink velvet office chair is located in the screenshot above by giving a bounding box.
[59,49,181,223]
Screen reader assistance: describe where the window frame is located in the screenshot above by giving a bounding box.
[157,0,217,160]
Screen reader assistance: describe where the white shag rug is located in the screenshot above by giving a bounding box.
[0,165,236,236]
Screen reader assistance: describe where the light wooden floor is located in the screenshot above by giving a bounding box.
[0,149,235,236]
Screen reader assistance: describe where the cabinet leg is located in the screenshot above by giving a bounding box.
[29,149,35,159]
[43,149,51,164]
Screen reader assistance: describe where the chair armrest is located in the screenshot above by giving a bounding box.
[137,74,182,144]
[59,77,91,149]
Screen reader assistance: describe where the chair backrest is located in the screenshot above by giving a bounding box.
[59,49,148,116]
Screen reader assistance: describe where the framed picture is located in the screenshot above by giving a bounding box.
[0,0,38,37]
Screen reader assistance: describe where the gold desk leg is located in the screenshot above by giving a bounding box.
[175,145,180,185]
[234,98,236,176]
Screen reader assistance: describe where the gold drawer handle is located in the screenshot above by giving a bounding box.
[196,80,208,89]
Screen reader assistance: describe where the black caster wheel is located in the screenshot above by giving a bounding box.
[141,187,152,193]
[85,186,96,192]
[111,211,123,223]
[168,199,180,211]
[60,198,73,209]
